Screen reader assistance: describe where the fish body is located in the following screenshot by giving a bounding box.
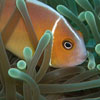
[0,0,87,68]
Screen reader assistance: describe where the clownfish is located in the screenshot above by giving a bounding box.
[0,0,87,68]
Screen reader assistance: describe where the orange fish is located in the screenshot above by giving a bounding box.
[0,0,87,68]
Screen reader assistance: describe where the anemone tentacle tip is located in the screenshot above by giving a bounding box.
[23,46,33,61]
[23,47,33,55]
[8,68,20,79]
[17,60,26,70]
[97,64,100,70]
[88,63,95,70]
[95,44,100,55]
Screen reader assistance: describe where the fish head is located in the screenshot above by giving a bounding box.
[50,17,87,68]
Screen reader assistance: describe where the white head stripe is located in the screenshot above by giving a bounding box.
[52,17,61,35]
[27,0,80,41]
[62,18,80,41]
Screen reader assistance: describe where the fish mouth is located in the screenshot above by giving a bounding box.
[81,51,87,60]
[67,51,87,67]
[75,51,87,66]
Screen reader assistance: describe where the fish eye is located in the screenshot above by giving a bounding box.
[63,41,73,50]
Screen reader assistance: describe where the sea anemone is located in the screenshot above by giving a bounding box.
[1,0,100,100]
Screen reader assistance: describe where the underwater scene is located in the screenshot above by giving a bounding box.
[1,0,100,100]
